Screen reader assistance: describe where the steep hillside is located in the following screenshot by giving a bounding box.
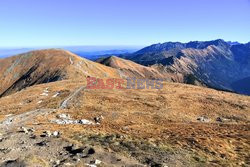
[0,49,120,97]
[231,76,250,95]
[166,44,250,93]
[128,39,229,66]
[231,42,250,65]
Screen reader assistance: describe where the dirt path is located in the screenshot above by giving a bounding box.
[0,85,86,133]
[59,86,85,109]
[0,87,145,167]
[0,109,55,134]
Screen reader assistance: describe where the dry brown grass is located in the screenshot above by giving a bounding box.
[0,77,249,165]
[1,79,249,166]
[1,50,249,166]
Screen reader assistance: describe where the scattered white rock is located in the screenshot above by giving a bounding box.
[79,119,95,125]
[85,164,97,167]
[52,131,60,137]
[94,159,102,165]
[20,127,35,134]
[40,93,49,96]
[52,92,60,98]
[37,100,43,104]
[64,162,74,166]
[197,116,210,123]
[0,133,3,142]
[20,127,29,134]
[52,119,68,125]
[54,160,60,166]
[52,119,94,125]
[40,88,50,96]
[57,114,71,119]
[52,114,95,125]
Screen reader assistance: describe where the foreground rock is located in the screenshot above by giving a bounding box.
[0,130,144,166]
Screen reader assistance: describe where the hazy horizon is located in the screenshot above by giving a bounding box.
[0,45,143,58]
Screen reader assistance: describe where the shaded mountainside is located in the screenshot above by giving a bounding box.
[123,39,250,95]
[231,76,250,95]
[0,49,120,97]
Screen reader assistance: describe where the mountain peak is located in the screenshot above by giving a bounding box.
[0,50,120,97]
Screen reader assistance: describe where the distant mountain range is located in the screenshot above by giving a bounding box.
[1,40,249,96]
[98,39,250,95]
[125,39,245,65]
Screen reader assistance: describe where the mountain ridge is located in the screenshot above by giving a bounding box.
[0,49,121,97]
[119,39,250,95]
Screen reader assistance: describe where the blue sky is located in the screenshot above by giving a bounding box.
[0,0,249,47]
